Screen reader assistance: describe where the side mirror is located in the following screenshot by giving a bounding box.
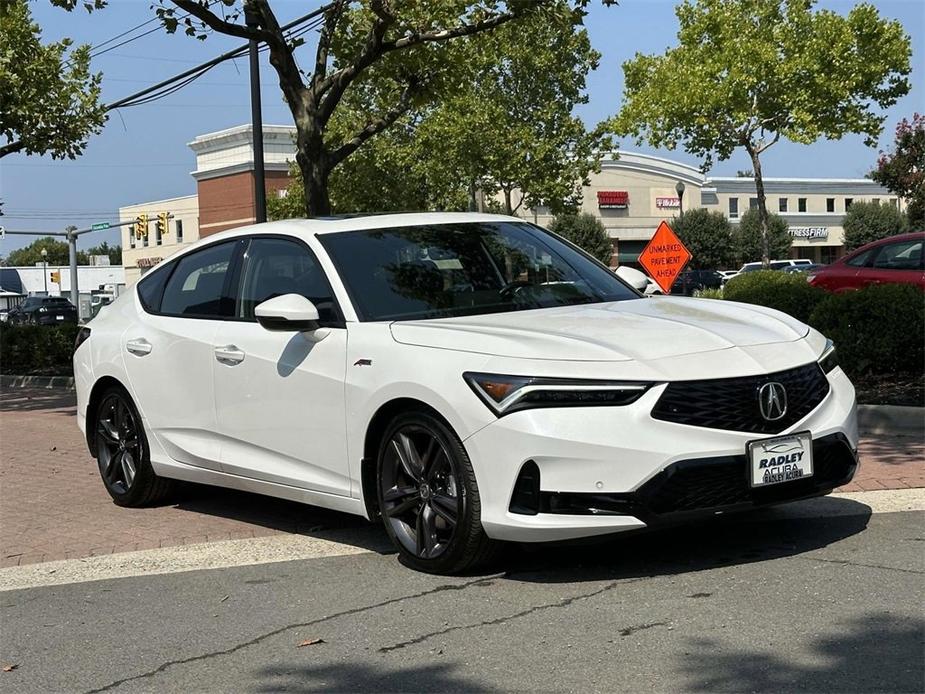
[255,294,327,338]
[615,266,651,292]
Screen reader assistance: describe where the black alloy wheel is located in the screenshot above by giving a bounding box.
[377,412,496,574]
[94,387,172,506]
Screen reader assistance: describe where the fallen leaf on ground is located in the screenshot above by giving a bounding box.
[2,664,18,672]
[297,638,325,648]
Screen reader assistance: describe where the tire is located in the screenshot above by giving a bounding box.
[376,410,496,574]
[93,385,173,507]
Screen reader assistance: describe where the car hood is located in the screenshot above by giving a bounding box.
[389,297,809,362]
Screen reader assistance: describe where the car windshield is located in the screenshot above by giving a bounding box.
[43,298,71,305]
[320,221,639,321]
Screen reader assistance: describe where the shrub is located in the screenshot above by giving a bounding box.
[694,287,724,299]
[549,213,613,264]
[842,200,908,251]
[0,324,79,376]
[723,270,825,323]
[734,208,792,263]
[809,284,924,376]
[669,208,735,269]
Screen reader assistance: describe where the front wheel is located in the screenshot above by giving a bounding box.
[376,411,496,574]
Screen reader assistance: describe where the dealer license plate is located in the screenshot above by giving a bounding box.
[748,431,813,488]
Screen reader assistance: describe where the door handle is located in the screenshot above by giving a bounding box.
[126,338,152,356]
[214,345,245,366]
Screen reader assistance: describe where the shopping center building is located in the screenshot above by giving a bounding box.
[119,125,901,284]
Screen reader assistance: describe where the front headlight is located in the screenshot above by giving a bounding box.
[464,372,652,416]
[819,339,839,374]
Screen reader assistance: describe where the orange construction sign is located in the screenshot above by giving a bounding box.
[638,220,692,294]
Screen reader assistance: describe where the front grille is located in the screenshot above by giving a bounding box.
[651,362,830,434]
[636,434,857,517]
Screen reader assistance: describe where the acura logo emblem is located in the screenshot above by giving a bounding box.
[758,382,788,421]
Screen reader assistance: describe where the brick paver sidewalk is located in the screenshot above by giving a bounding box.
[1,388,922,568]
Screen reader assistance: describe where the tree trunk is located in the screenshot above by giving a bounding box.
[503,187,513,215]
[468,180,477,212]
[296,127,332,217]
[746,143,770,267]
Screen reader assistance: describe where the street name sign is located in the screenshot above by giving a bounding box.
[91,222,111,231]
[638,220,692,294]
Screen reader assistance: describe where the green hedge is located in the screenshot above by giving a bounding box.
[0,324,79,376]
[808,284,924,376]
[723,271,826,324]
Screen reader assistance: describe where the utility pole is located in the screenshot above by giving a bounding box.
[245,1,267,224]
[65,225,78,307]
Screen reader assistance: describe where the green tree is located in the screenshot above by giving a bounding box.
[84,241,122,265]
[148,0,599,217]
[0,0,106,158]
[871,114,924,230]
[613,0,911,266]
[670,208,735,269]
[842,200,906,251]
[6,237,88,266]
[735,208,791,263]
[549,213,612,265]
[269,7,605,218]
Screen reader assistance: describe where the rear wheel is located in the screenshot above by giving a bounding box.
[376,411,495,574]
[94,386,172,506]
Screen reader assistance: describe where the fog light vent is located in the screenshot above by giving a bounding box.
[509,461,540,515]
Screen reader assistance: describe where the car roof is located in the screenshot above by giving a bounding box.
[199,212,522,244]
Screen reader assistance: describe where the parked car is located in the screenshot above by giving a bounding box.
[728,258,814,279]
[7,296,79,325]
[673,269,724,296]
[809,232,924,292]
[782,264,825,275]
[74,213,858,574]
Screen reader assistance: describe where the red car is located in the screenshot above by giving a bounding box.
[809,232,924,292]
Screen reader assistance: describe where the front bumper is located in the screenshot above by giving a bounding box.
[464,366,858,543]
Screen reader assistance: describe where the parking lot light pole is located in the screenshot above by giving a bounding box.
[676,180,686,218]
[245,1,267,225]
[41,248,48,293]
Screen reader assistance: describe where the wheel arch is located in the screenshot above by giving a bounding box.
[360,397,457,521]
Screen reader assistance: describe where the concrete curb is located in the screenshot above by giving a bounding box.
[857,404,924,436]
[0,374,75,390]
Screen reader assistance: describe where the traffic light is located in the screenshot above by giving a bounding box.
[134,214,149,239]
[50,271,60,284]
[156,212,170,237]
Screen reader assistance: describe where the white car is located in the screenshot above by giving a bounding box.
[724,259,814,283]
[74,213,858,574]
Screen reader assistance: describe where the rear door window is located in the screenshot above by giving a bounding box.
[872,240,923,270]
[160,242,238,318]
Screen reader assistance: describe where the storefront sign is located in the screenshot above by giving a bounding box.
[598,191,629,209]
[789,226,828,240]
[656,197,681,209]
[137,257,163,268]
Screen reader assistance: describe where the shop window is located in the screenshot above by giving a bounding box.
[176,219,184,243]
[844,198,853,210]
[749,197,759,210]
[728,198,739,218]
[820,247,838,265]
[798,198,807,212]
[779,198,788,213]
[826,198,835,213]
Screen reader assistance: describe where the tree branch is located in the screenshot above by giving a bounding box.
[755,131,781,154]
[311,0,348,93]
[327,79,419,167]
[379,11,519,54]
[0,140,26,159]
[168,0,260,41]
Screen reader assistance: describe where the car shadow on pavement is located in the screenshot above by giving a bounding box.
[171,483,395,554]
[255,661,492,693]
[678,611,925,693]
[0,388,76,415]
[498,497,873,584]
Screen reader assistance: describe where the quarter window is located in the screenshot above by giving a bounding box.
[160,241,237,318]
[238,238,338,323]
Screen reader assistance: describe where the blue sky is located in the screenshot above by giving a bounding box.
[2,0,923,254]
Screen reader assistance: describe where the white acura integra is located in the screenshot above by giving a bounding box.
[74,213,858,573]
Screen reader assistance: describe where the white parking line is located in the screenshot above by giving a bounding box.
[1,488,922,592]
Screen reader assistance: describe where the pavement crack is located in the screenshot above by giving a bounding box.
[806,557,924,575]
[84,575,499,693]
[378,576,644,654]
